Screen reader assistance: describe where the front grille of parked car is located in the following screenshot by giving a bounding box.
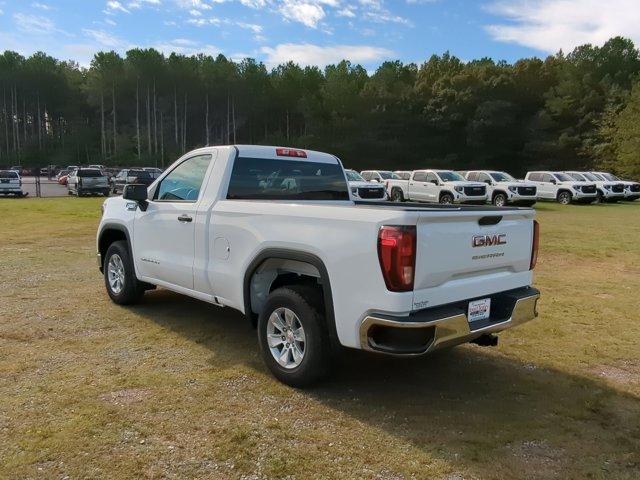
[464,186,486,196]
[517,186,536,196]
[629,184,639,192]
[581,185,596,194]
[358,187,385,199]
[612,184,624,193]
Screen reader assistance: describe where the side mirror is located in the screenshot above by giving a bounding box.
[431,179,438,185]
[550,179,557,185]
[123,184,148,211]
[485,179,492,185]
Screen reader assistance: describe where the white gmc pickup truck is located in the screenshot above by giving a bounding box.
[97,145,540,386]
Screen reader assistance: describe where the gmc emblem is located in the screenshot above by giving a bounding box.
[472,234,507,247]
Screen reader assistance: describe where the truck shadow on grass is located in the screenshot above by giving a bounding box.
[134,289,640,479]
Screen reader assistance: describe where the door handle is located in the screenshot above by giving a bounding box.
[177,215,193,223]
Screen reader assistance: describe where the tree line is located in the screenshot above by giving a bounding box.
[1,36,639,178]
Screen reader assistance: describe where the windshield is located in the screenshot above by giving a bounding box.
[0,171,18,178]
[345,170,364,182]
[582,173,599,181]
[553,173,574,182]
[601,173,619,181]
[78,169,103,177]
[567,173,586,181]
[378,171,397,180]
[437,171,465,182]
[489,171,515,182]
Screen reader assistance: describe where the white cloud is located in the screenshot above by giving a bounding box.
[83,28,126,48]
[485,0,640,52]
[261,42,394,67]
[13,13,57,34]
[337,7,355,17]
[31,2,54,10]
[152,40,220,55]
[105,1,130,13]
[278,1,326,28]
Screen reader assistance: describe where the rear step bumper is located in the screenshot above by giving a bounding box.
[359,286,539,356]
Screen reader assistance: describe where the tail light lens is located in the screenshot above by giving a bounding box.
[378,226,416,292]
[530,220,539,270]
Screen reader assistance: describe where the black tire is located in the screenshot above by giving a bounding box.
[391,188,404,202]
[557,191,572,205]
[492,192,507,207]
[595,190,604,204]
[103,240,144,305]
[440,193,454,204]
[258,285,330,387]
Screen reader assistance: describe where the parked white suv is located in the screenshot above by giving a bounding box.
[0,169,26,197]
[564,171,625,203]
[386,169,488,204]
[525,171,597,205]
[590,171,639,201]
[464,171,537,207]
[97,145,540,386]
[344,169,387,201]
[360,170,398,183]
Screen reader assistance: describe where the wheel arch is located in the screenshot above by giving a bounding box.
[243,249,338,345]
[492,189,508,200]
[556,188,573,199]
[439,190,454,201]
[97,223,133,273]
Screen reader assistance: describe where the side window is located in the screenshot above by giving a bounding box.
[154,154,212,202]
[425,172,437,183]
[529,173,540,182]
[478,173,491,183]
[361,172,371,181]
[541,174,553,183]
[413,172,426,182]
[467,172,477,181]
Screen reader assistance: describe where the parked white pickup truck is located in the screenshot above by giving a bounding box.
[386,169,488,204]
[590,171,640,201]
[464,170,537,207]
[97,145,540,386]
[563,171,625,203]
[344,169,387,201]
[525,171,597,205]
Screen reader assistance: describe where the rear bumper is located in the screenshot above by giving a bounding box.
[359,286,539,355]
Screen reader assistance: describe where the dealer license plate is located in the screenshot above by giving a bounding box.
[468,298,491,323]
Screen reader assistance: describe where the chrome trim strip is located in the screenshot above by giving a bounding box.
[359,293,539,356]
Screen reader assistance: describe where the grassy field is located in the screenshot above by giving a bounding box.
[1,198,639,480]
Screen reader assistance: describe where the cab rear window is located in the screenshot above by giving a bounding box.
[227,157,349,200]
[0,171,18,179]
[78,169,103,177]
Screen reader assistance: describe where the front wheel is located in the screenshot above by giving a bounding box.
[258,285,330,387]
[440,193,454,204]
[492,193,507,207]
[557,191,572,205]
[391,188,404,202]
[104,240,144,305]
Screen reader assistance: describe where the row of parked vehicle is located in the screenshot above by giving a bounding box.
[55,165,164,196]
[349,169,640,206]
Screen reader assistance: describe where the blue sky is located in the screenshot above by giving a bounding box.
[1,0,639,69]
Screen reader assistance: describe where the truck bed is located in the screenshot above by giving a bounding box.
[354,200,529,212]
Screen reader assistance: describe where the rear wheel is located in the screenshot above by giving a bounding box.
[557,191,572,205]
[440,193,454,204]
[258,285,330,387]
[104,240,144,305]
[492,193,507,207]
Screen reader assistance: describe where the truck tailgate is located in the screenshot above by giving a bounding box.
[412,209,535,310]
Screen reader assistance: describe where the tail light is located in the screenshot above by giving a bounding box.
[276,148,307,158]
[530,220,539,270]
[377,226,416,292]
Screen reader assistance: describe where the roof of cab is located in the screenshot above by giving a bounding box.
[181,145,340,164]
